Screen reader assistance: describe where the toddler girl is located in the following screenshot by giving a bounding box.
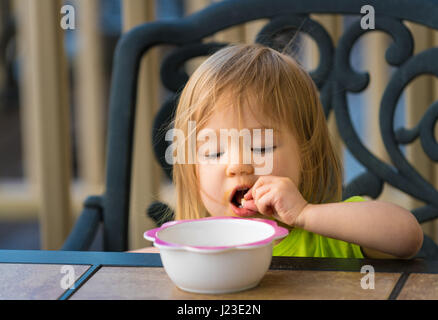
[136,43,423,259]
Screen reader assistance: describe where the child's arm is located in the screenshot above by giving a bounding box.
[296,200,423,259]
[243,176,424,259]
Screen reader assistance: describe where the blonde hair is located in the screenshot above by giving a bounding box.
[168,43,342,221]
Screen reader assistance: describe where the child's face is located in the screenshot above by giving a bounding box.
[196,94,301,219]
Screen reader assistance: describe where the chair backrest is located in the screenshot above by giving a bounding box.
[102,0,438,252]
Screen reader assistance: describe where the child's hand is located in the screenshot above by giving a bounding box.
[243,176,309,227]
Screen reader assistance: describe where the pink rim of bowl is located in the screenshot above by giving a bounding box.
[144,216,289,253]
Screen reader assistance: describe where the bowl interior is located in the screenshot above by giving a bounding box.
[157,219,275,247]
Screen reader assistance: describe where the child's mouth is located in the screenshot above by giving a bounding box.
[229,186,258,217]
[231,188,248,208]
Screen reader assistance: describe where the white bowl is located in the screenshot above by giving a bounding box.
[144,216,289,294]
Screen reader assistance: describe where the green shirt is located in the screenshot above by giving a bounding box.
[272,196,365,258]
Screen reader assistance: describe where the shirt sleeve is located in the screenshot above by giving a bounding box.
[343,195,366,203]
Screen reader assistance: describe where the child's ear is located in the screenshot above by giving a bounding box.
[146,201,175,226]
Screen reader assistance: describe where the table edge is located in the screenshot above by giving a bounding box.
[0,250,437,273]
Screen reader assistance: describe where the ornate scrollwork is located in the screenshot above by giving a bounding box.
[332,17,438,210]
[153,42,231,181]
[380,48,438,204]
[255,15,334,117]
[335,17,413,92]
[160,42,229,92]
[255,14,334,89]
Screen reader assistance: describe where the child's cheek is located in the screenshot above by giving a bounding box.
[223,190,232,205]
[273,149,299,183]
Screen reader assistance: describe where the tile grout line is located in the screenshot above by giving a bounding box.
[58,264,102,300]
[388,272,410,300]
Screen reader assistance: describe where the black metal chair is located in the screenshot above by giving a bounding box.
[62,0,438,259]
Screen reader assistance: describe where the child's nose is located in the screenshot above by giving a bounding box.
[225,140,254,176]
[226,162,254,176]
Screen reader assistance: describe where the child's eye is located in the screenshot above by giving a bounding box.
[251,146,276,154]
[205,152,224,159]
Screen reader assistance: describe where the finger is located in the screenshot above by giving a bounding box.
[253,184,271,201]
[242,199,258,211]
[243,188,253,200]
[244,175,275,200]
[244,180,262,200]
[255,191,275,216]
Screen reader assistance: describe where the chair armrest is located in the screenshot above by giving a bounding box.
[61,196,103,251]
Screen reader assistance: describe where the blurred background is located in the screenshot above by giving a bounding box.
[0,0,437,251]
